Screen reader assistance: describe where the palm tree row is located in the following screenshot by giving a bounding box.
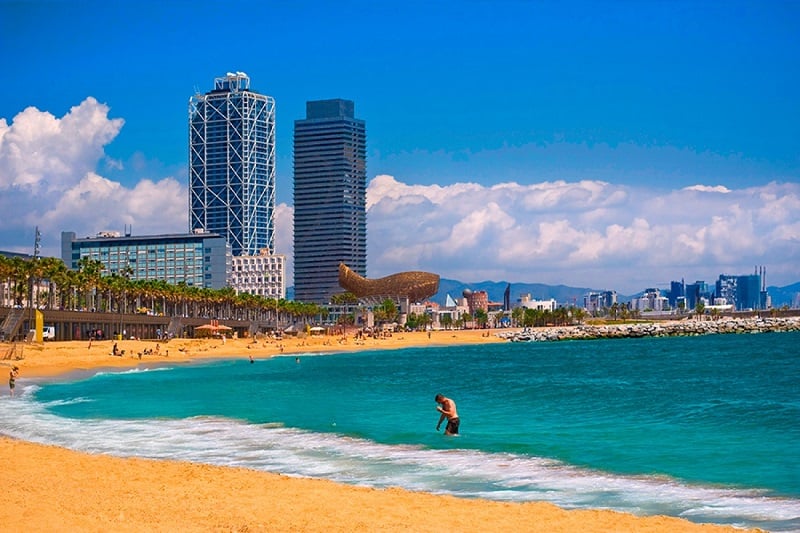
[0,255,323,326]
[510,305,586,328]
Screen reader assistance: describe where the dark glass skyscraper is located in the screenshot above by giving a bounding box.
[293,99,366,304]
[189,72,276,257]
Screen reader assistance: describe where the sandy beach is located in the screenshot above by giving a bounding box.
[1,330,757,532]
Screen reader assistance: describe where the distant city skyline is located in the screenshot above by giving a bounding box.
[1,1,798,294]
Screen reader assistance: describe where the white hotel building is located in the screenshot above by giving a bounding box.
[230,251,286,300]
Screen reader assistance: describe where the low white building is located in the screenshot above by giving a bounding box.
[517,294,557,312]
[230,250,286,299]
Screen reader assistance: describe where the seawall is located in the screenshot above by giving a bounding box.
[498,317,800,342]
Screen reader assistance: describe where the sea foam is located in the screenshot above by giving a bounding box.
[1,390,798,532]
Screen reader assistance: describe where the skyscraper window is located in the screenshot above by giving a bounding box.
[189,72,276,257]
[293,99,367,304]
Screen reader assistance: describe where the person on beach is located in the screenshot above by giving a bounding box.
[435,394,459,435]
[9,366,19,397]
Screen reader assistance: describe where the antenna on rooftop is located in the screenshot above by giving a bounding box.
[33,226,41,259]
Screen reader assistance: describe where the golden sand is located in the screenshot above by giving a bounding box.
[1,331,756,532]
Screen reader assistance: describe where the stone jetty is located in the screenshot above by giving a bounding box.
[497,316,800,342]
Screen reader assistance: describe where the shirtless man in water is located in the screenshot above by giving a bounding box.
[9,366,19,397]
[435,394,460,435]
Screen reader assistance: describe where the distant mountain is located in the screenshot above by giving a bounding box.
[768,283,800,308]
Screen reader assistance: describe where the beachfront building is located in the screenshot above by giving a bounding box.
[189,72,276,257]
[462,289,489,314]
[230,250,286,299]
[293,99,367,304]
[583,290,617,314]
[516,294,557,312]
[61,230,231,290]
[429,294,469,330]
[685,281,713,310]
[630,288,669,313]
[716,270,767,311]
[669,279,686,308]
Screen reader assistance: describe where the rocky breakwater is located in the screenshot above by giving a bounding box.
[497,317,800,342]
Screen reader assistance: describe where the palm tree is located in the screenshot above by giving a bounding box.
[571,306,587,325]
[439,314,453,330]
[511,306,524,328]
[330,292,359,305]
[9,256,30,307]
[38,257,69,310]
[0,256,22,307]
[473,308,488,328]
[76,257,105,311]
[373,299,398,326]
[695,301,705,320]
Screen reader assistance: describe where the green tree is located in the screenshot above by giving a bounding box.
[440,314,453,330]
[511,307,524,327]
[695,301,705,319]
[373,299,398,325]
[331,292,359,305]
[473,308,488,328]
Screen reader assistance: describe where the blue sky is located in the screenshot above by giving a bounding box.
[1,0,799,294]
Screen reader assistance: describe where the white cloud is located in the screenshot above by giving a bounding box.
[0,98,124,191]
[0,99,185,254]
[683,184,731,193]
[374,140,778,192]
[37,173,187,237]
[366,175,800,292]
[1,99,798,294]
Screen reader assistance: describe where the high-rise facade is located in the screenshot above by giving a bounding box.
[189,72,276,257]
[715,272,765,310]
[293,99,366,304]
[61,230,231,290]
[230,251,286,300]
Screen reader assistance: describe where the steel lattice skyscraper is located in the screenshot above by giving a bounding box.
[293,99,366,304]
[189,72,276,257]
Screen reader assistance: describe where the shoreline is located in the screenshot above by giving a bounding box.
[1,330,760,532]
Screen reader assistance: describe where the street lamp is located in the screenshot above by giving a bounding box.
[118,251,130,340]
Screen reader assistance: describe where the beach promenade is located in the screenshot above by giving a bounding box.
[1,329,760,532]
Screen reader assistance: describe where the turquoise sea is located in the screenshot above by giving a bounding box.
[3,332,799,531]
